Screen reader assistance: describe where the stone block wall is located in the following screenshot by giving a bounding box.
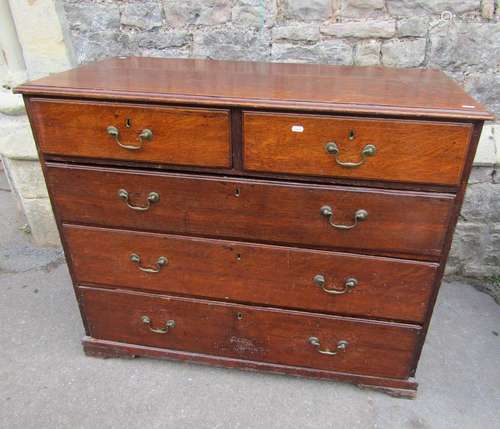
[0,0,73,248]
[0,93,60,247]
[0,0,498,286]
[450,166,499,276]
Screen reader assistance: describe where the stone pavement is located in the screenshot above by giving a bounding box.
[1,171,499,429]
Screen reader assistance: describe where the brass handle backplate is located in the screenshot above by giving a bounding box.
[118,189,159,211]
[107,125,153,150]
[325,142,376,168]
[320,205,367,230]
[313,274,358,295]
[308,337,348,356]
[141,315,175,334]
[130,253,168,273]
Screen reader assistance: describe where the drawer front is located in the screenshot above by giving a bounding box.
[66,225,437,323]
[80,287,421,379]
[29,99,231,168]
[243,112,472,186]
[47,164,454,258]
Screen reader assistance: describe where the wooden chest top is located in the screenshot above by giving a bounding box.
[15,56,493,120]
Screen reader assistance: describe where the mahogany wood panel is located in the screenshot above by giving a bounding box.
[29,98,231,168]
[15,57,493,120]
[243,112,472,186]
[79,286,421,379]
[82,337,418,398]
[64,224,438,323]
[46,164,455,258]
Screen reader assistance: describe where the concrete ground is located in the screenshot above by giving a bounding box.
[1,169,499,429]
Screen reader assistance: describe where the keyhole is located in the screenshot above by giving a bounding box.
[234,188,240,197]
[348,129,356,140]
[236,312,244,320]
[125,118,132,128]
[236,253,241,261]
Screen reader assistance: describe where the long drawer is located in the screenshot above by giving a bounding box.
[65,225,438,322]
[29,99,231,168]
[79,286,421,379]
[63,225,437,323]
[47,164,454,259]
[243,112,472,186]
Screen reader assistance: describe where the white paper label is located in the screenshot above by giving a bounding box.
[291,125,304,133]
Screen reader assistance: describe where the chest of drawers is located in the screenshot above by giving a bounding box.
[16,57,492,398]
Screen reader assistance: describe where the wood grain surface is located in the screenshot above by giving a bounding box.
[65,224,438,323]
[82,336,419,398]
[29,98,231,168]
[79,286,421,379]
[46,164,455,259]
[15,57,493,120]
[244,112,472,186]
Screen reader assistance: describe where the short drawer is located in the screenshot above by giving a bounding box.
[66,225,437,323]
[47,164,454,259]
[29,99,231,168]
[79,287,421,379]
[243,112,472,186]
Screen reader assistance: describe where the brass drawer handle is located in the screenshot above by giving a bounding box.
[107,125,153,150]
[308,337,348,356]
[118,189,159,211]
[320,205,368,230]
[141,315,175,334]
[313,274,358,295]
[130,253,168,273]
[325,142,376,168]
